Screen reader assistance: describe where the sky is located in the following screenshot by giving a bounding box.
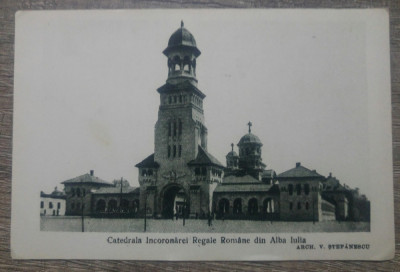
[13,9,392,198]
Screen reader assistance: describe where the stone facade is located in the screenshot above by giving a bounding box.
[40,188,66,216]
[136,22,224,219]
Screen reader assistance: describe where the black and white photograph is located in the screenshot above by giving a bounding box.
[11,9,394,260]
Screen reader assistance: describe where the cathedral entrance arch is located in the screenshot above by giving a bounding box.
[160,184,189,219]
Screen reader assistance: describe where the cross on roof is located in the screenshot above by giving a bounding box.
[248,121,252,133]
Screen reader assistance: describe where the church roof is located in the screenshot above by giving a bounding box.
[135,154,160,168]
[226,150,238,158]
[238,132,263,146]
[277,162,324,180]
[163,22,201,57]
[61,172,113,186]
[187,146,224,168]
[92,186,140,195]
[157,80,206,99]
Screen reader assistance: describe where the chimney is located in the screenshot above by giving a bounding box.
[90,170,94,176]
[296,162,301,168]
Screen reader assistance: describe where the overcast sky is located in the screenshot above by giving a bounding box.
[13,9,392,198]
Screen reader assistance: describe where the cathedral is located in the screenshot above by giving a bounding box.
[54,22,370,223]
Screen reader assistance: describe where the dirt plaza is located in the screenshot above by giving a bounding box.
[41,217,369,233]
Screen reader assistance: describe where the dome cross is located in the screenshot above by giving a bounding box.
[247,121,252,133]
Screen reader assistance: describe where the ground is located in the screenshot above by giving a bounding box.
[41,217,370,233]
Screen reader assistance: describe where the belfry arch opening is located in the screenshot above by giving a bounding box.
[161,184,189,219]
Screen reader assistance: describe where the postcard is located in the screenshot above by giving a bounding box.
[11,9,394,260]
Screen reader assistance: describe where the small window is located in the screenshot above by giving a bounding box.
[296,184,301,195]
[168,146,171,158]
[168,121,171,136]
[168,96,172,104]
[178,120,182,135]
[304,184,310,195]
[174,96,177,103]
[148,169,153,176]
[76,188,81,197]
[40,201,44,208]
[288,184,294,196]
[175,64,180,71]
[83,189,86,197]
[77,202,81,210]
[195,168,200,176]
[289,202,293,210]
[305,202,309,210]
[183,64,190,72]
[179,95,182,103]
[178,145,182,157]
[173,121,177,136]
[297,202,301,210]
[71,188,75,197]
[57,202,61,209]
[201,167,207,176]
[49,202,53,209]
[173,145,176,157]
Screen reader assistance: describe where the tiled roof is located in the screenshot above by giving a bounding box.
[61,173,113,186]
[223,174,260,184]
[215,183,273,193]
[187,146,224,168]
[135,154,160,168]
[215,174,275,193]
[92,186,140,195]
[277,163,324,179]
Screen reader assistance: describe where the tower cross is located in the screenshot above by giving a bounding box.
[248,121,252,133]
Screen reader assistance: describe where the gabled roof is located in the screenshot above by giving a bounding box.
[223,174,260,184]
[187,146,224,168]
[157,80,206,99]
[61,173,113,186]
[135,154,160,168]
[277,162,324,180]
[92,186,140,195]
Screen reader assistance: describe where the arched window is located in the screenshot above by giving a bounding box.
[148,169,153,176]
[305,202,309,210]
[263,198,274,213]
[297,202,301,210]
[288,184,294,195]
[71,188,75,197]
[142,169,147,176]
[296,184,302,195]
[76,188,81,197]
[248,198,258,215]
[201,167,207,176]
[97,200,104,212]
[304,184,310,195]
[219,199,230,214]
[173,145,176,157]
[82,189,86,197]
[233,198,242,214]
[49,202,53,209]
[168,145,171,158]
[175,63,180,71]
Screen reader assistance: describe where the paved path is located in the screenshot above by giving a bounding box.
[41,217,370,233]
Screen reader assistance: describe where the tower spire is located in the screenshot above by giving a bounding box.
[248,121,252,133]
[181,20,184,27]
[231,143,234,152]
